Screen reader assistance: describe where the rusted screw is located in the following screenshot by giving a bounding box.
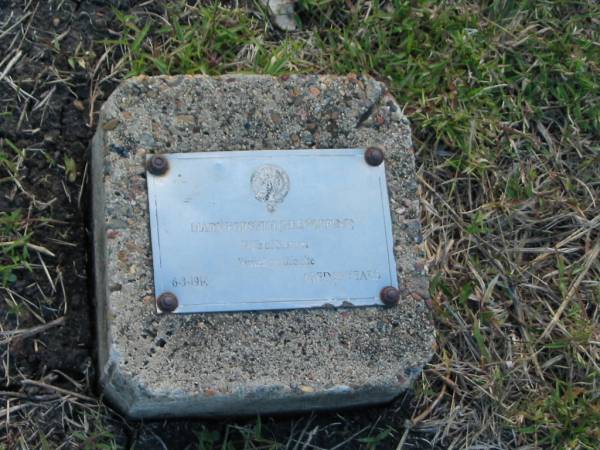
[147,155,169,176]
[380,286,400,306]
[157,292,178,313]
[364,147,385,166]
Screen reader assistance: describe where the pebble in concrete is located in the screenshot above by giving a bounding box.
[91,74,435,418]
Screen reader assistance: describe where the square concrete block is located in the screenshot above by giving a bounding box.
[91,74,434,418]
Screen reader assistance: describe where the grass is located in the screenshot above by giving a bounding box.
[0,139,32,288]
[0,209,31,286]
[1,0,599,448]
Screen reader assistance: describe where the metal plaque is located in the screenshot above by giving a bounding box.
[146,149,398,313]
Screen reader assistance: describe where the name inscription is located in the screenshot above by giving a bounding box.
[191,218,354,233]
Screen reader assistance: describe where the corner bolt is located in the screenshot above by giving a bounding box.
[157,292,178,313]
[364,147,385,166]
[380,286,400,306]
[147,155,169,176]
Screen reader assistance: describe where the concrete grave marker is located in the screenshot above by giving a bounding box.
[91,75,434,418]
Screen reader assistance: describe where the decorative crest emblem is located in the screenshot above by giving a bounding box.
[250,164,290,212]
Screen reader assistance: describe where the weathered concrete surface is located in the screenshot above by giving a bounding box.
[91,74,435,418]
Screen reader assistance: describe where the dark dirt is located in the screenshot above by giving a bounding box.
[0,1,429,449]
[0,2,98,377]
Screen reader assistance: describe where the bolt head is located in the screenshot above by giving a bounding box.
[364,147,385,166]
[380,286,400,306]
[157,292,178,313]
[147,155,169,175]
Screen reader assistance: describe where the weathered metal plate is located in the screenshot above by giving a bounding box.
[146,149,398,313]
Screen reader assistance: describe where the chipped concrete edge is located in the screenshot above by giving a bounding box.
[103,376,419,419]
[90,125,109,381]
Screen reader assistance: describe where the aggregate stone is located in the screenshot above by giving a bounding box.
[91,74,435,418]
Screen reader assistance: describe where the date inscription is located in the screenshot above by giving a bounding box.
[171,276,208,288]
